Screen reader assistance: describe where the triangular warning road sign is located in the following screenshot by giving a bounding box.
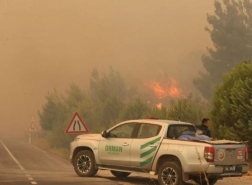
[28,123,37,132]
[30,116,36,122]
[65,112,89,134]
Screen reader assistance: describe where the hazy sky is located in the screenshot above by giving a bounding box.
[0,0,214,132]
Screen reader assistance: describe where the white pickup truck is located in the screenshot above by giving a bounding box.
[69,119,249,185]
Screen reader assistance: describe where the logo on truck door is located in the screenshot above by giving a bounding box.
[105,145,122,154]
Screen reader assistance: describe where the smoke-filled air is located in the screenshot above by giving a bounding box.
[0,0,214,136]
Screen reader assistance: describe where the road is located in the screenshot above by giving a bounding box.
[0,136,251,185]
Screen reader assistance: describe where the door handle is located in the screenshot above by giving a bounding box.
[149,142,159,147]
[123,143,129,146]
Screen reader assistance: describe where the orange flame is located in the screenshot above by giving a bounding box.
[156,103,162,109]
[146,77,183,99]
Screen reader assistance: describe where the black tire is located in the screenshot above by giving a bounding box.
[110,170,131,178]
[158,161,184,185]
[208,178,218,185]
[193,177,218,185]
[73,150,98,177]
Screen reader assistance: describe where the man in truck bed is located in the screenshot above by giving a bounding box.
[196,118,211,137]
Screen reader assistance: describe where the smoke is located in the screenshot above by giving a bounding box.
[0,0,214,135]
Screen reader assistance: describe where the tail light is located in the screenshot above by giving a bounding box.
[245,147,249,161]
[204,147,215,162]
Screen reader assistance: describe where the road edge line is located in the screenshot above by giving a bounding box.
[0,140,25,170]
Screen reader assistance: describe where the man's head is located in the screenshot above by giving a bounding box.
[202,118,210,127]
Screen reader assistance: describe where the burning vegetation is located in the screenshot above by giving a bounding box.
[145,76,186,109]
[146,77,183,99]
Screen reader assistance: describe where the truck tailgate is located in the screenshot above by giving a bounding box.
[212,140,247,165]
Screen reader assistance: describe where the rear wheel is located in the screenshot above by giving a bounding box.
[158,161,184,185]
[110,170,131,178]
[73,150,98,177]
[208,178,218,185]
[193,177,218,185]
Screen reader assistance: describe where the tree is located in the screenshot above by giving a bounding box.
[38,89,66,131]
[194,0,252,100]
[211,61,252,145]
[38,68,133,147]
[119,98,151,121]
[64,83,86,111]
[165,95,206,124]
[64,83,93,130]
[89,67,136,128]
[89,66,128,101]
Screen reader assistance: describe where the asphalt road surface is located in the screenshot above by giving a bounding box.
[0,136,251,185]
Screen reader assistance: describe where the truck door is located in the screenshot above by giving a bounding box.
[130,123,162,168]
[98,122,136,166]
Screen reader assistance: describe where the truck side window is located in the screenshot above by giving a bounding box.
[167,125,196,139]
[167,127,174,138]
[109,123,136,138]
[137,123,161,138]
[167,126,180,139]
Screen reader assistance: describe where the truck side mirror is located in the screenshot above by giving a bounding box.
[101,130,108,138]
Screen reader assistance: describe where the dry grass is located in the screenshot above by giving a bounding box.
[246,161,252,176]
[195,147,209,185]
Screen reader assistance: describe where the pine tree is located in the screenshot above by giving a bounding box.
[194,0,252,100]
[211,61,252,145]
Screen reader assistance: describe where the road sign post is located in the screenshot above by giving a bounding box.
[29,133,31,144]
[27,116,38,144]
